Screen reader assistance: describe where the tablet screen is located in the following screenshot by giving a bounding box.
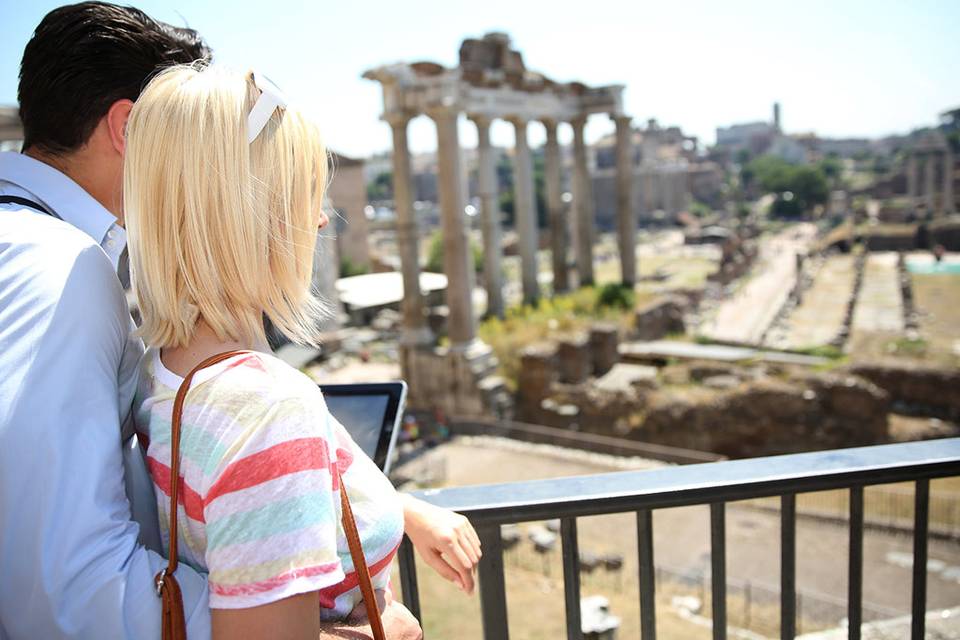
[325,393,390,461]
[319,381,406,473]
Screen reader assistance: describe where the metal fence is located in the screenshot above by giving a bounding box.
[745,484,960,539]
[397,438,960,640]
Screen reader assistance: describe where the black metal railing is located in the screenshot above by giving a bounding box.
[398,438,960,640]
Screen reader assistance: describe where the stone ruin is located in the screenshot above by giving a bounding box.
[364,33,644,416]
[513,311,910,458]
[708,227,758,286]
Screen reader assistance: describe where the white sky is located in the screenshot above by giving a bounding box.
[1,0,958,157]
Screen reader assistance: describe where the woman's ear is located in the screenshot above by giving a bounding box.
[106,99,134,156]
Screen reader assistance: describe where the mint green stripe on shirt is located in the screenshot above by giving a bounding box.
[206,491,336,550]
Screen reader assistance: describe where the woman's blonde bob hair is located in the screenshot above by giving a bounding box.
[124,64,329,348]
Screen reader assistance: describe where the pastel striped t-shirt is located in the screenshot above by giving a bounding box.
[133,348,404,617]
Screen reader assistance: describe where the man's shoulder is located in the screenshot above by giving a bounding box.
[0,208,126,344]
[0,208,116,293]
[1,205,104,256]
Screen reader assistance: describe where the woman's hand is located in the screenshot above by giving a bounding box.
[401,494,482,594]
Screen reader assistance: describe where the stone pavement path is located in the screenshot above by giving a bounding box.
[774,254,856,350]
[852,252,903,334]
[701,224,817,345]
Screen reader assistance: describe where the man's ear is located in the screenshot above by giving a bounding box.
[106,99,134,156]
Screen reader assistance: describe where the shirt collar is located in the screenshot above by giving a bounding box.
[0,151,121,251]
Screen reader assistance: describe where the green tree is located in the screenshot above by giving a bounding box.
[818,153,844,189]
[425,230,483,274]
[747,156,829,219]
[495,151,548,229]
[339,257,369,278]
[366,171,393,201]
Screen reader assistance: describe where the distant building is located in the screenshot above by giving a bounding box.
[715,121,775,153]
[715,103,809,163]
[1,106,22,150]
[591,118,722,228]
[329,152,371,272]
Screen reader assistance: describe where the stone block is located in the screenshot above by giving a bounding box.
[589,323,619,376]
[634,296,686,340]
[557,333,591,383]
[517,342,558,421]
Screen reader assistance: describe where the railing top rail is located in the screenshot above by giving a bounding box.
[413,438,960,525]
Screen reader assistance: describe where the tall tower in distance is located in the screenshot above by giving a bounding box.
[773,101,782,133]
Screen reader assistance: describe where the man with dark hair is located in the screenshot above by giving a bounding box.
[0,4,427,639]
[0,5,214,638]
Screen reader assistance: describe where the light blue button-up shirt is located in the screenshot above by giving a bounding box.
[0,152,211,639]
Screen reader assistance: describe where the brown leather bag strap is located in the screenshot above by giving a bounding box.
[338,469,386,640]
[156,350,248,640]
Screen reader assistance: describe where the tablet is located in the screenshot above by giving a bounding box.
[319,381,407,474]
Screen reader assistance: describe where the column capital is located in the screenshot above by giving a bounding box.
[569,114,589,129]
[425,105,459,124]
[383,110,415,128]
[542,119,559,141]
[505,115,529,128]
[611,113,633,127]
[467,113,494,129]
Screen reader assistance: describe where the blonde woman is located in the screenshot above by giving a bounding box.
[124,65,479,639]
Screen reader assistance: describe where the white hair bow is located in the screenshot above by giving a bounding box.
[247,71,286,144]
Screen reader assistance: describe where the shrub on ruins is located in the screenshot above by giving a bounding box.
[478,286,639,390]
[596,282,635,310]
[340,256,369,278]
[425,229,483,274]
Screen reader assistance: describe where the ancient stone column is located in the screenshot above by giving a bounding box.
[613,115,637,287]
[510,117,540,306]
[429,107,476,347]
[542,119,568,294]
[944,150,955,216]
[907,152,919,211]
[387,112,432,345]
[924,153,936,216]
[571,115,595,286]
[470,115,504,318]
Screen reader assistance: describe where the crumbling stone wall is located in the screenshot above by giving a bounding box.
[637,373,889,458]
[513,320,898,459]
[846,362,960,420]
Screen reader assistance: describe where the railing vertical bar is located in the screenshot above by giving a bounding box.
[847,485,863,640]
[560,517,583,640]
[637,509,656,640]
[911,479,929,640]
[710,502,726,640]
[398,536,421,623]
[781,494,796,640]
[476,523,510,640]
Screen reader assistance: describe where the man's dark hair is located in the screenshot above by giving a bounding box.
[18,2,212,154]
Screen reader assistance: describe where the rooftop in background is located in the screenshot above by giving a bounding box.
[336,271,447,311]
[0,106,21,144]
